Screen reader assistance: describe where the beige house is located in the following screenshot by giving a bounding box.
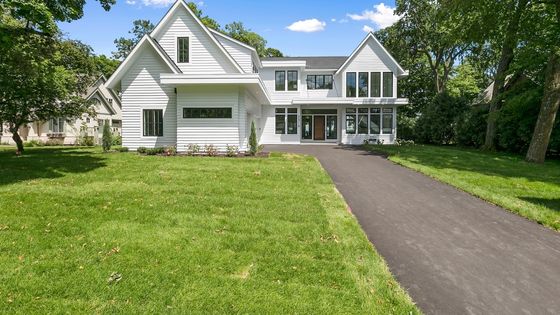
[0,76,122,145]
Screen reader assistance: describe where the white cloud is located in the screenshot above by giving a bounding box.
[362,25,374,33]
[197,1,204,6]
[331,18,337,22]
[286,18,326,33]
[126,0,136,4]
[347,3,400,29]
[140,0,175,7]
[338,18,349,24]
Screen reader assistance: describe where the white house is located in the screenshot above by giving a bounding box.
[0,76,122,145]
[105,0,408,151]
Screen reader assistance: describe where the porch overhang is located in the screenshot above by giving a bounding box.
[289,97,409,106]
[160,73,271,105]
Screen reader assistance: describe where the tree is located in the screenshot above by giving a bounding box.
[264,48,284,58]
[249,121,257,156]
[113,19,154,60]
[0,23,97,152]
[186,1,220,30]
[93,54,120,78]
[225,22,267,57]
[102,122,112,152]
[526,0,560,163]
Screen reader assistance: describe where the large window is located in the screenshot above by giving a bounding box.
[143,109,163,137]
[345,108,356,134]
[346,72,357,97]
[382,108,394,133]
[383,72,393,97]
[370,72,381,97]
[177,37,189,63]
[307,75,333,90]
[345,107,394,135]
[287,71,298,91]
[370,108,381,134]
[275,108,298,134]
[49,118,65,134]
[358,72,369,97]
[183,108,232,119]
[275,71,286,91]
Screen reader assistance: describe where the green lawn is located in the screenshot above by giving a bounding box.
[0,147,418,314]
[366,144,560,231]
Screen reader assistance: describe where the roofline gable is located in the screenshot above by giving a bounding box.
[105,35,181,90]
[335,32,408,77]
[150,0,244,73]
[209,29,262,68]
[86,89,116,115]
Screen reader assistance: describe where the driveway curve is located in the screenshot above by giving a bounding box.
[267,145,560,315]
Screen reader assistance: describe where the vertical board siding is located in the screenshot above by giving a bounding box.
[215,36,253,73]
[176,85,244,151]
[121,48,177,150]
[154,9,238,74]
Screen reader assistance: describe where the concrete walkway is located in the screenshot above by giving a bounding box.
[267,145,560,315]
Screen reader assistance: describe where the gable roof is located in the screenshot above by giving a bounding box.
[209,28,262,68]
[150,0,244,73]
[335,32,407,77]
[262,56,347,70]
[105,35,182,89]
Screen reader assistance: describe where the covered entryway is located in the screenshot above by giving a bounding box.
[301,109,338,142]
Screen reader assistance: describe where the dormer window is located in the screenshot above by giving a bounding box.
[177,37,189,63]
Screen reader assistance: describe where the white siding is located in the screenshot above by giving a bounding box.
[154,8,238,74]
[176,85,245,151]
[215,36,253,73]
[342,39,398,98]
[121,48,177,150]
[260,68,305,103]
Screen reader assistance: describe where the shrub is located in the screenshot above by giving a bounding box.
[24,139,44,147]
[249,121,258,156]
[395,139,415,146]
[77,135,94,147]
[164,146,177,156]
[204,144,218,156]
[225,144,239,157]
[455,104,488,147]
[112,135,122,146]
[45,138,64,146]
[415,92,469,144]
[117,147,129,152]
[186,143,200,156]
[102,123,112,152]
[146,147,165,156]
[137,147,147,154]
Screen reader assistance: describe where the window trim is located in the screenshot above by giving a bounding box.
[346,72,357,98]
[370,72,381,98]
[275,107,298,134]
[358,72,369,98]
[306,74,333,90]
[177,37,190,64]
[143,109,164,137]
[383,72,394,97]
[183,107,233,119]
[275,71,286,91]
[287,70,298,91]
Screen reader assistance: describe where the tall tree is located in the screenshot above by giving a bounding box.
[93,54,120,78]
[526,0,560,163]
[482,0,529,150]
[224,22,267,57]
[186,1,220,30]
[112,20,154,60]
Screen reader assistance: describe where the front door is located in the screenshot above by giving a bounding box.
[313,116,325,140]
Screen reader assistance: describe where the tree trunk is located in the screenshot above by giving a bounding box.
[525,2,560,163]
[11,129,24,153]
[483,0,529,150]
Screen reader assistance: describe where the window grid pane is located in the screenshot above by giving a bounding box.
[177,37,189,63]
[370,72,381,97]
[383,72,393,97]
[143,109,163,136]
[183,108,232,119]
[275,71,286,91]
[287,71,298,91]
[346,73,357,97]
[358,72,369,97]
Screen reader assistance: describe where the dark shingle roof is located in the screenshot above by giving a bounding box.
[262,56,348,69]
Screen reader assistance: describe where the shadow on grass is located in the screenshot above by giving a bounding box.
[0,147,106,186]
[362,144,560,187]
[519,197,560,212]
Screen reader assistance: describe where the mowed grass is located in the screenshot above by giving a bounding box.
[0,147,418,314]
[366,144,560,231]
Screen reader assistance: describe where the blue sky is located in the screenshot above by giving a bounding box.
[59,0,399,58]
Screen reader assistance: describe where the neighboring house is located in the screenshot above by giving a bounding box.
[0,76,122,145]
[105,0,408,151]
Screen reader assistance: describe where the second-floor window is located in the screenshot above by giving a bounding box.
[346,72,357,97]
[177,37,189,63]
[370,72,381,97]
[307,75,333,90]
[275,70,299,91]
[383,72,393,97]
[346,71,394,97]
[358,72,369,97]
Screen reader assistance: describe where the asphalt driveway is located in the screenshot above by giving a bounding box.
[267,145,560,315]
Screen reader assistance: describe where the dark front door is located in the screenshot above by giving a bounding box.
[314,116,325,140]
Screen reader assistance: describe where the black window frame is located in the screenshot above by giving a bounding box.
[275,108,298,134]
[306,75,334,90]
[370,72,381,97]
[287,70,298,91]
[369,108,381,134]
[143,109,164,137]
[345,108,357,134]
[383,72,393,97]
[358,72,369,98]
[382,107,394,134]
[346,72,357,97]
[183,107,232,119]
[275,71,286,91]
[177,37,189,63]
